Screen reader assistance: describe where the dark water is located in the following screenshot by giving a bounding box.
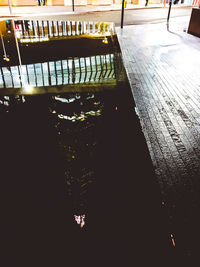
[0,19,172,266]
[0,87,171,265]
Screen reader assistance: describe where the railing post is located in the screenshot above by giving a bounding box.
[167,0,172,23]
[121,0,125,29]
[7,0,13,15]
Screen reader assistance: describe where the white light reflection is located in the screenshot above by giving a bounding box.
[58,110,101,122]
[3,56,10,62]
[22,84,34,94]
[20,37,49,43]
[102,37,108,44]
[74,215,85,228]
[55,96,76,103]
[15,31,20,39]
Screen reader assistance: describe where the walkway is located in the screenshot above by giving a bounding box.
[116,16,200,261]
[0,3,194,18]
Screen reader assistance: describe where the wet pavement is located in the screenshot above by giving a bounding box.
[116,16,200,263]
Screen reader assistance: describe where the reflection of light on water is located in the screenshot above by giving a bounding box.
[15,31,20,38]
[54,95,95,104]
[170,234,176,247]
[102,37,108,44]
[0,100,9,106]
[22,84,34,94]
[74,215,85,228]
[55,96,76,103]
[20,37,49,43]
[3,56,10,62]
[86,95,94,100]
[57,110,101,122]
[21,96,26,103]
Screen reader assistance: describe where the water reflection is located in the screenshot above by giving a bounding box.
[0,19,124,94]
[0,88,126,215]
[0,18,129,218]
[52,92,105,213]
[0,54,118,89]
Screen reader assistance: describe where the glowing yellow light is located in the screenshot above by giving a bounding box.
[3,57,10,62]
[102,37,108,44]
[23,85,33,93]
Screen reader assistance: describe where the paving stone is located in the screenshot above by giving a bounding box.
[116,20,200,259]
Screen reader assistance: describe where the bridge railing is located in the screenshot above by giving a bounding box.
[0,53,122,89]
[14,20,115,41]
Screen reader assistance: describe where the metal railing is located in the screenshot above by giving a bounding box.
[14,20,115,41]
[0,53,122,89]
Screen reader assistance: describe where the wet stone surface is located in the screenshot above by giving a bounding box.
[117,20,200,262]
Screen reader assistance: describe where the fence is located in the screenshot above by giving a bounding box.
[0,53,121,89]
[14,20,115,41]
